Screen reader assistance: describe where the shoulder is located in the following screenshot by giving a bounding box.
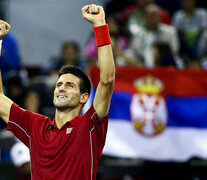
[83,105,108,123]
[10,103,48,122]
[83,105,97,119]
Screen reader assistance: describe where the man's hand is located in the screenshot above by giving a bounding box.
[0,20,11,40]
[82,4,106,27]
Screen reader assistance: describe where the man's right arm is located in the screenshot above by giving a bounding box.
[0,20,13,124]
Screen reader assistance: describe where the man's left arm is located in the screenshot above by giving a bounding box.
[82,5,115,119]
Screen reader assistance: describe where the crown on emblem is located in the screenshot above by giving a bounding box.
[134,75,164,94]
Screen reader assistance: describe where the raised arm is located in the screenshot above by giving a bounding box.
[82,5,115,119]
[0,20,14,123]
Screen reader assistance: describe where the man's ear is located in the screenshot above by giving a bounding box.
[80,93,89,104]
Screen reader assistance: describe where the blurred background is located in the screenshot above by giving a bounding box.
[1,0,207,179]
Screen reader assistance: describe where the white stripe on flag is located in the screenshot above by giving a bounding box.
[103,119,207,162]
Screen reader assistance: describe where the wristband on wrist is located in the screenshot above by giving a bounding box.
[93,24,111,47]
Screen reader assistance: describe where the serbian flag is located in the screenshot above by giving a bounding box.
[90,66,207,162]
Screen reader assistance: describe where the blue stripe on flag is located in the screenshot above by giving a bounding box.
[93,89,207,128]
[167,96,207,128]
[92,89,131,121]
[109,91,131,120]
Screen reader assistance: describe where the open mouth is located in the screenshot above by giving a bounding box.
[57,95,68,99]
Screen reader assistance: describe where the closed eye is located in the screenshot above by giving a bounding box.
[56,82,62,87]
[56,81,76,88]
[67,82,75,88]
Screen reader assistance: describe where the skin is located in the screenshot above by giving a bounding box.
[0,4,115,129]
[145,4,161,31]
[53,74,88,128]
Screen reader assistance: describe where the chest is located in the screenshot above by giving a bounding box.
[30,120,91,158]
[178,13,204,30]
[29,119,94,179]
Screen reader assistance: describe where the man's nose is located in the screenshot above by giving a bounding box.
[59,85,66,92]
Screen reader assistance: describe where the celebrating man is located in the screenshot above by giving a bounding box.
[0,4,115,180]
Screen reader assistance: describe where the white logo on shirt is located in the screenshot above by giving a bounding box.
[66,128,73,134]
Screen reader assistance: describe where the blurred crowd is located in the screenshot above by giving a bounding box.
[0,0,207,179]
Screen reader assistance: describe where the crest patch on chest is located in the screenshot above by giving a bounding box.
[66,128,73,135]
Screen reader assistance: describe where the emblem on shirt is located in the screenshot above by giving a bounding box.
[66,128,73,134]
[130,75,168,137]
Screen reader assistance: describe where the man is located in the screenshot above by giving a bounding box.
[126,0,171,32]
[0,4,115,180]
[172,0,207,59]
[127,4,179,67]
[11,142,31,180]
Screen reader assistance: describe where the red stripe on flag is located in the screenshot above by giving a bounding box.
[90,66,207,96]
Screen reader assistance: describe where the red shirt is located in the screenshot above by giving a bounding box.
[7,103,108,180]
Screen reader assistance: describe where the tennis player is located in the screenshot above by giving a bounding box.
[0,4,115,180]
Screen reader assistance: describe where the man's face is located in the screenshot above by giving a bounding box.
[53,74,81,110]
[146,8,161,28]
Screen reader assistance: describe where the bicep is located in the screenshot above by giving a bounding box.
[0,95,13,124]
[93,81,114,119]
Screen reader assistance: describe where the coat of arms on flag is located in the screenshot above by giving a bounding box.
[131,75,167,136]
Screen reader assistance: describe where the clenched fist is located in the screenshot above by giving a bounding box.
[0,20,11,40]
[82,4,106,27]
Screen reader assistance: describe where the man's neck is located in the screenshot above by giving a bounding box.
[55,106,81,129]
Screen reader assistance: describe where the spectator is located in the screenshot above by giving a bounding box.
[125,0,171,35]
[42,41,88,76]
[172,0,207,59]
[23,88,42,114]
[3,71,24,107]
[127,4,179,67]
[152,42,183,68]
[10,142,31,180]
[0,13,21,79]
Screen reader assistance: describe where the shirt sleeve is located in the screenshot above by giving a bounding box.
[85,105,108,157]
[6,103,36,147]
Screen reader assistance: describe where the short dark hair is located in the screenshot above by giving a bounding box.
[58,65,91,95]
